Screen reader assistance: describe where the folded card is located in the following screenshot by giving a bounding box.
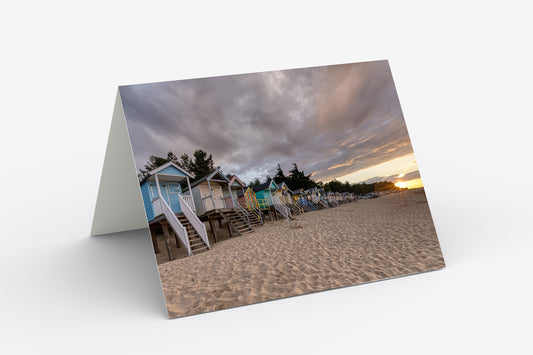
[92,60,445,319]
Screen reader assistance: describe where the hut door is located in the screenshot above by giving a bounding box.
[200,184,214,212]
[167,182,181,213]
[212,185,225,209]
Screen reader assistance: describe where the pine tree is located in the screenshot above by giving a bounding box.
[286,163,316,190]
[186,149,216,181]
[273,163,286,184]
[248,178,261,188]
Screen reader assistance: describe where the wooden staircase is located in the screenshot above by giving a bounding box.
[222,209,255,236]
[246,210,263,226]
[175,213,209,255]
[221,208,264,237]
[286,202,304,215]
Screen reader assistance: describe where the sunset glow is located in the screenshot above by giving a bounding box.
[336,153,418,185]
[395,178,423,189]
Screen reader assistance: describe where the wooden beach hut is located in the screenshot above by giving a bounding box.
[298,189,317,211]
[224,175,246,208]
[290,187,311,212]
[185,169,262,240]
[252,179,277,208]
[278,182,304,215]
[140,162,210,260]
[275,181,291,205]
[326,191,339,206]
[252,179,291,219]
[187,169,230,215]
[312,187,327,209]
[237,187,264,224]
[291,188,304,203]
[316,187,331,208]
[278,182,291,196]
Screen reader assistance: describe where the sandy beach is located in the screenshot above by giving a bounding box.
[158,188,445,318]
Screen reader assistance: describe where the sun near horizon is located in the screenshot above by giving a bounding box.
[395,178,424,189]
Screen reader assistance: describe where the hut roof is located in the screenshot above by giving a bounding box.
[227,174,246,188]
[186,169,230,190]
[237,186,255,198]
[252,179,278,193]
[139,162,194,185]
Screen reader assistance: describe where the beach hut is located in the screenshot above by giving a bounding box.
[316,187,330,207]
[252,179,277,208]
[226,174,264,226]
[344,192,355,202]
[278,182,290,198]
[185,169,261,239]
[312,187,330,209]
[324,191,335,206]
[309,187,319,204]
[298,189,317,211]
[291,188,304,203]
[275,181,291,205]
[303,188,320,208]
[237,187,264,224]
[140,162,210,258]
[290,188,311,211]
[277,182,304,215]
[223,174,246,209]
[187,169,231,215]
[335,192,345,204]
[253,179,291,219]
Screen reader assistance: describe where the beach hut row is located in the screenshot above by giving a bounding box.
[140,162,358,262]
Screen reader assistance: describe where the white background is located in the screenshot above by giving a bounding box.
[1,1,532,354]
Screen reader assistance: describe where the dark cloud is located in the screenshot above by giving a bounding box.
[120,60,413,184]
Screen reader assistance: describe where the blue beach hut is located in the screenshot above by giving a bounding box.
[252,179,291,219]
[252,179,279,208]
[140,162,210,257]
[140,162,196,220]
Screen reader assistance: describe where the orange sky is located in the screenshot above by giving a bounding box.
[395,178,423,189]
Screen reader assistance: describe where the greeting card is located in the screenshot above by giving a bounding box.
[92,60,445,318]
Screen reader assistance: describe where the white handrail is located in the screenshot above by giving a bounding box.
[153,197,191,256]
[282,194,302,213]
[181,194,196,212]
[179,195,210,250]
[271,195,291,219]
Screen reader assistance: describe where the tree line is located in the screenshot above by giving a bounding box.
[322,179,398,194]
[255,163,400,194]
[139,150,401,194]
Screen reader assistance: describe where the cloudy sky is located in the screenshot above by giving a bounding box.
[120,60,421,187]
